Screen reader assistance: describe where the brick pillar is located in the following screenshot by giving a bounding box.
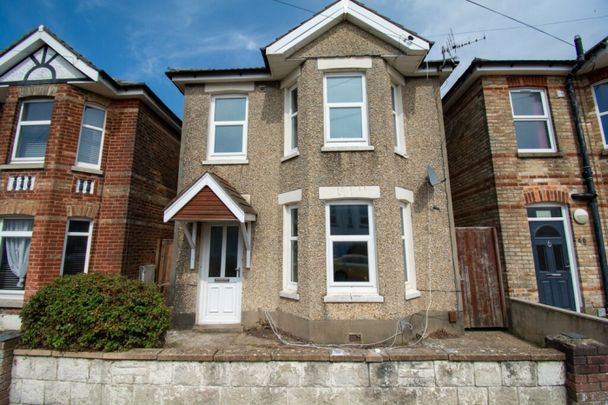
[0,332,19,405]
[546,334,608,404]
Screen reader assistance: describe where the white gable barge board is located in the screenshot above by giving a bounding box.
[266,0,429,57]
[164,173,256,223]
[0,26,98,81]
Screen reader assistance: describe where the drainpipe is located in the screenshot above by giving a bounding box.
[566,35,608,310]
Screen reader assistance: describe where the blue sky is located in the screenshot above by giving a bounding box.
[1,0,607,118]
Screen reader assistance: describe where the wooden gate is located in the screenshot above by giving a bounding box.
[156,238,174,304]
[456,227,507,328]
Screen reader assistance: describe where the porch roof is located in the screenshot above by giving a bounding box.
[163,172,256,223]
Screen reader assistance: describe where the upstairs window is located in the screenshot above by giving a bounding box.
[324,74,368,145]
[12,100,53,162]
[593,82,608,148]
[509,89,556,153]
[209,95,248,161]
[76,105,106,169]
[284,85,298,156]
[61,219,92,276]
[391,84,406,155]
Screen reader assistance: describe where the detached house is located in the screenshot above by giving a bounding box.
[164,0,461,343]
[0,26,181,310]
[443,36,608,316]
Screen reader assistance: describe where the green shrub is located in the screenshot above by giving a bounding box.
[21,273,170,352]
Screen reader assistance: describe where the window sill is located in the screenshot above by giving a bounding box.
[324,293,384,303]
[321,145,375,153]
[202,159,249,165]
[394,149,409,159]
[517,151,563,158]
[0,162,44,171]
[0,296,24,308]
[405,290,421,301]
[71,165,104,175]
[279,290,300,301]
[281,151,300,162]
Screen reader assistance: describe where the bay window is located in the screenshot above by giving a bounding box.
[323,74,368,146]
[76,105,106,168]
[325,202,378,298]
[12,100,53,162]
[0,218,33,292]
[61,219,93,275]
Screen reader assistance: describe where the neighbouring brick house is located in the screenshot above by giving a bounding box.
[443,36,608,316]
[164,0,462,343]
[0,26,181,310]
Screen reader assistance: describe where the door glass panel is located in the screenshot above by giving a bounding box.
[535,225,560,238]
[536,245,548,272]
[553,244,565,271]
[208,226,222,278]
[224,226,239,278]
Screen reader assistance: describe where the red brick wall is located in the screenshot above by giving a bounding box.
[122,104,180,278]
[0,83,180,300]
[444,74,606,313]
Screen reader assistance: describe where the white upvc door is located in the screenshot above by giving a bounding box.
[199,224,242,324]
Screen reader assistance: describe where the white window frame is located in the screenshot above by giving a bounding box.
[323,73,369,147]
[0,217,33,297]
[391,84,406,156]
[60,219,93,276]
[75,104,106,170]
[591,80,608,149]
[283,84,299,158]
[509,88,556,153]
[282,205,299,294]
[208,95,249,162]
[400,203,419,299]
[11,99,53,163]
[325,201,378,296]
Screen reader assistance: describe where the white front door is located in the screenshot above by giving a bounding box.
[199,224,242,324]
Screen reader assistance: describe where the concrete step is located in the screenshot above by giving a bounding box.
[192,324,244,334]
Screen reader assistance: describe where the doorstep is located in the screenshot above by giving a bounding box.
[192,324,244,334]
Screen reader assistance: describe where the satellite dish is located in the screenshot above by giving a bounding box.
[426,166,444,187]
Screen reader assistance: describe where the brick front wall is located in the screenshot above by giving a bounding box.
[445,74,607,314]
[0,83,180,301]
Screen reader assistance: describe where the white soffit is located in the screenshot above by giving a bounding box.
[265,0,430,78]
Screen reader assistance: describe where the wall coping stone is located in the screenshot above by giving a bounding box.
[12,345,564,363]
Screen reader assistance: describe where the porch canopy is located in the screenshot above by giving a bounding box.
[163,172,257,269]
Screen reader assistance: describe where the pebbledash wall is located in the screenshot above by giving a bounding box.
[0,83,181,303]
[8,350,566,404]
[444,71,606,314]
[172,21,461,343]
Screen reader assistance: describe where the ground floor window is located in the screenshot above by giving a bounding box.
[61,219,93,275]
[326,202,377,293]
[283,205,298,291]
[0,218,33,291]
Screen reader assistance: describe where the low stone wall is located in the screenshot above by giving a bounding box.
[510,298,608,346]
[10,351,566,404]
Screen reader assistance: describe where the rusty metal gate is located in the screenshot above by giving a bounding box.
[456,227,507,328]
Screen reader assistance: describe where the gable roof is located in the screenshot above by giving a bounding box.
[166,0,452,92]
[164,172,257,223]
[0,25,181,133]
